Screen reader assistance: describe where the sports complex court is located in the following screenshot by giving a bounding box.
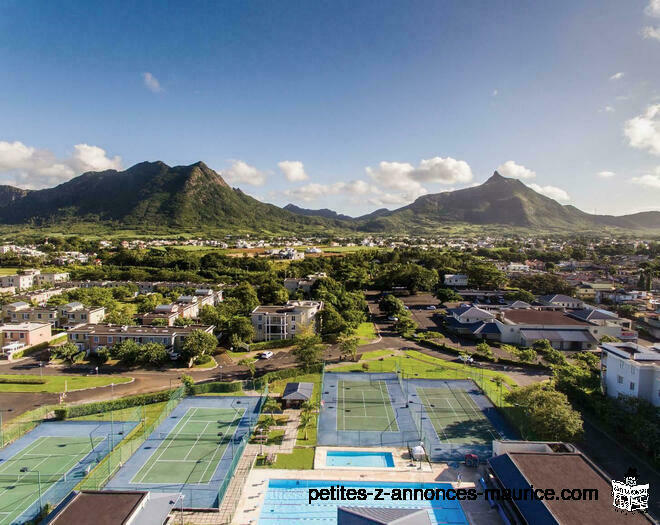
[105,395,262,508]
[318,372,418,447]
[0,420,134,525]
[318,372,513,459]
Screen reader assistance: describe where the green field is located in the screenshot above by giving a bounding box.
[0,436,103,525]
[336,380,398,432]
[131,407,242,484]
[355,322,377,345]
[0,268,20,276]
[417,387,499,444]
[0,374,132,393]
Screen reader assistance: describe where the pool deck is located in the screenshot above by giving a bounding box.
[235,461,503,525]
[314,446,421,471]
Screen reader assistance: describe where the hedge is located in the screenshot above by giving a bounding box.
[0,377,46,385]
[192,381,243,394]
[247,339,293,351]
[7,339,55,360]
[54,389,176,420]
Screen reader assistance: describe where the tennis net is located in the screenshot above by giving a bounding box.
[155,432,234,443]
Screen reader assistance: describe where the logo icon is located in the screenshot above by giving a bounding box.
[611,468,649,513]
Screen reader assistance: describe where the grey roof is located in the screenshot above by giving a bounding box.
[520,328,597,343]
[537,294,582,304]
[7,301,29,308]
[569,308,618,322]
[337,507,431,525]
[281,382,314,400]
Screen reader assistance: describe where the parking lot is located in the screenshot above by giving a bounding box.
[400,293,443,331]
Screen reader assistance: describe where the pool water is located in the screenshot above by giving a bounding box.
[325,450,395,468]
[258,479,469,525]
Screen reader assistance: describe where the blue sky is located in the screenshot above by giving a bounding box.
[1,0,659,216]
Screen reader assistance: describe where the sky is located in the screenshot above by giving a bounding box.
[1,0,660,217]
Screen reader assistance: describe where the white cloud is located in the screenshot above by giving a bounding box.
[409,157,473,184]
[597,171,616,178]
[609,72,625,81]
[222,160,266,186]
[284,179,378,202]
[526,183,570,202]
[496,160,536,179]
[0,140,122,189]
[631,167,660,189]
[646,0,660,17]
[602,106,615,113]
[492,89,498,96]
[624,104,660,155]
[642,26,660,40]
[142,72,163,93]
[278,160,308,182]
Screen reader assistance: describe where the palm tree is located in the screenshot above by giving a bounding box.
[299,411,313,440]
[263,398,280,418]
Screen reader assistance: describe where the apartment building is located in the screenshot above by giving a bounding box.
[35,271,70,286]
[251,300,323,341]
[194,288,223,307]
[57,302,106,329]
[67,323,214,353]
[2,302,58,325]
[600,342,660,407]
[0,273,36,291]
[283,273,326,295]
[0,270,70,291]
[139,304,182,326]
[0,322,52,357]
[443,274,469,287]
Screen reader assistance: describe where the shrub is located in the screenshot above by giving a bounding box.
[54,389,176,420]
[0,377,46,385]
[181,374,195,395]
[192,381,243,394]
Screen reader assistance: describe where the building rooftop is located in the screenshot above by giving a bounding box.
[489,452,652,524]
[501,309,589,326]
[67,323,213,335]
[0,322,50,331]
[282,382,314,400]
[48,491,146,525]
[600,342,660,363]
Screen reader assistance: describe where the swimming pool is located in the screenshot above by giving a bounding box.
[258,479,469,525]
[325,450,395,468]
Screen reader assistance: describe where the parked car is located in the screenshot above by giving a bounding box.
[387,315,399,322]
[426,305,437,310]
[259,351,274,359]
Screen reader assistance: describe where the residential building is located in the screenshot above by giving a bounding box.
[35,271,70,286]
[600,342,660,407]
[57,302,106,329]
[67,323,214,353]
[486,441,653,525]
[575,282,616,302]
[283,273,327,294]
[194,288,223,307]
[1,302,58,325]
[536,294,584,309]
[0,273,35,290]
[14,286,76,306]
[175,295,200,318]
[443,274,468,287]
[251,300,323,341]
[0,322,52,358]
[506,262,530,273]
[139,304,181,326]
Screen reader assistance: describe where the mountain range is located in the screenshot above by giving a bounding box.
[0,161,658,234]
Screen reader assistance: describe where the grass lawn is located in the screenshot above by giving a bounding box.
[0,374,132,393]
[255,447,315,469]
[359,349,397,361]
[259,414,288,426]
[251,429,285,445]
[71,401,167,426]
[268,372,321,397]
[193,356,217,369]
[355,322,378,345]
[0,267,20,276]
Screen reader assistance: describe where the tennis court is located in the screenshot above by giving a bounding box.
[336,380,398,432]
[417,386,499,445]
[0,420,130,525]
[105,395,263,508]
[131,407,243,485]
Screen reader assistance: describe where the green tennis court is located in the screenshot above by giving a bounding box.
[131,407,243,485]
[0,436,103,525]
[336,380,398,431]
[417,387,499,444]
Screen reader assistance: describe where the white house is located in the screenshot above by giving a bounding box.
[443,274,468,287]
[600,342,660,407]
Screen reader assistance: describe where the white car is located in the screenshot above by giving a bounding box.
[259,351,274,359]
[387,316,399,322]
[426,305,437,310]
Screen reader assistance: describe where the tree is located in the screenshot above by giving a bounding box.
[95,347,110,364]
[227,316,255,343]
[141,342,168,366]
[504,289,535,303]
[395,316,416,336]
[105,306,136,326]
[435,287,463,303]
[299,410,313,440]
[379,294,404,316]
[238,358,256,378]
[506,383,583,441]
[174,316,193,326]
[181,330,218,367]
[113,339,141,366]
[181,374,194,395]
[226,282,259,315]
[292,324,323,370]
[52,342,80,364]
[475,342,494,360]
[258,281,289,305]
[319,305,347,338]
[263,397,281,416]
[338,333,359,361]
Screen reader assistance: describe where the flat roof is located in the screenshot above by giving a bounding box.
[502,310,589,326]
[68,323,213,335]
[490,452,652,524]
[49,491,146,525]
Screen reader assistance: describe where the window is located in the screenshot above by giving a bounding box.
[617,375,623,384]
[258,315,262,321]
[94,337,99,343]
[258,324,262,330]
[630,382,635,390]
[108,336,113,343]
[619,361,624,369]
[630,365,635,374]
[291,316,296,321]
[37,314,42,319]
[19,333,24,339]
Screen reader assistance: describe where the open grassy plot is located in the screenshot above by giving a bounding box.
[0,436,103,525]
[0,268,20,276]
[336,380,398,432]
[417,387,499,445]
[131,407,242,485]
[0,374,132,393]
[355,322,377,344]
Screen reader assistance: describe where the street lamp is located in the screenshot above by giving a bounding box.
[21,467,42,510]
[39,362,43,379]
